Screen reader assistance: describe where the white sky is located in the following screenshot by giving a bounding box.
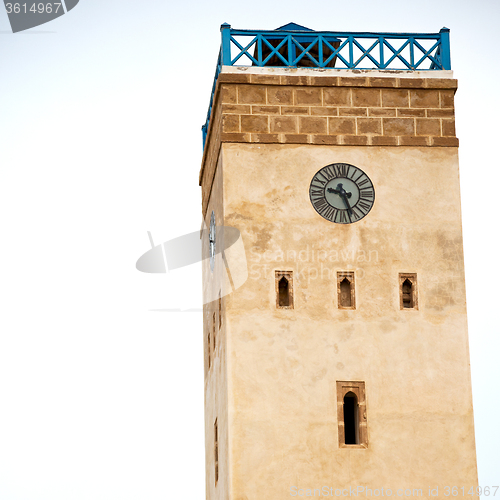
[0,0,498,498]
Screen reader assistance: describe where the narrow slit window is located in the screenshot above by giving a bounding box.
[343,392,359,445]
[399,273,418,310]
[214,419,219,485]
[208,331,211,370]
[218,292,222,330]
[337,381,367,448]
[275,271,294,309]
[337,272,355,309]
[213,312,216,352]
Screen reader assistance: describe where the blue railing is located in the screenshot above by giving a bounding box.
[202,24,451,148]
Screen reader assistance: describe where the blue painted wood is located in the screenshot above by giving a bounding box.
[202,25,452,149]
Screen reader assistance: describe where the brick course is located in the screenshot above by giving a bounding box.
[200,72,459,193]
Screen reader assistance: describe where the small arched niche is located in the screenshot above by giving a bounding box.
[276,271,294,309]
[399,273,418,310]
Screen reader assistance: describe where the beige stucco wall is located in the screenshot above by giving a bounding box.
[221,143,476,499]
[202,151,230,500]
[201,69,477,500]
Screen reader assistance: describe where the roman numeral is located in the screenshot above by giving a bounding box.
[351,206,362,220]
[311,188,324,197]
[360,189,374,200]
[323,166,335,180]
[357,178,370,188]
[314,197,329,211]
[357,200,371,212]
[333,164,349,178]
[337,211,348,224]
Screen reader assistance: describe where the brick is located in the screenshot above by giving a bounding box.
[310,76,339,87]
[383,118,415,136]
[370,136,398,146]
[357,118,382,135]
[299,116,327,134]
[251,133,280,143]
[283,134,308,144]
[221,104,251,114]
[329,117,356,135]
[416,119,441,136]
[369,108,396,117]
[252,105,280,114]
[352,88,381,107]
[382,89,409,107]
[282,106,309,115]
[270,116,297,133]
[267,87,293,105]
[238,85,266,105]
[295,88,322,105]
[310,134,340,145]
[220,132,251,142]
[222,114,240,133]
[250,74,280,85]
[399,136,429,146]
[440,90,455,108]
[432,137,459,147]
[324,88,351,106]
[280,75,308,85]
[409,89,440,108]
[427,108,455,118]
[397,108,426,117]
[339,77,369,87]
[442,119,456,137]
[425,78,458,89]
[399,78,425,88]
[368,77,398,88]
[241,115,269,133]
[219,73,251,84]
[220,85,237,104]
[343,135,368,145]
[311,106,338,116]
[339,107,368,116]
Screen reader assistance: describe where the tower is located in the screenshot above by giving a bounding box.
[201,23,478,500]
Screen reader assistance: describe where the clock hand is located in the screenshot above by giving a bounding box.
[327,187,340,194]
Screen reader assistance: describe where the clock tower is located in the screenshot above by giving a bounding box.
[200,23,478,500]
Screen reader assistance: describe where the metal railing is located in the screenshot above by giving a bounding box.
[202,24,451,148]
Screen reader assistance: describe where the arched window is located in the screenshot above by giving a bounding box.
[399,273,418,310]
[343,391,359,445]
[276,271,294,309]
[340,278,352,307]
[337,381,367,448]
[402,279,413,308]
[279,276,290,307]
[337,272,355,309]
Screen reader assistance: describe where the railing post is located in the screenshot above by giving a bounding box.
[221,23,232,66]
[439,27,451,70]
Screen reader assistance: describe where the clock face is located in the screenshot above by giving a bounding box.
[209,211,216,271]
[309,163,375,224]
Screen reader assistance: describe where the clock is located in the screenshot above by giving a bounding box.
[309,163,375,224]
[209,211,216,271]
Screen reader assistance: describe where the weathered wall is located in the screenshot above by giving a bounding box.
[202,151,230,500]
[200,68,477,500]
[221,143,477,499]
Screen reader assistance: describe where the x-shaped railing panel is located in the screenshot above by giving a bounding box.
[202,25,451,149]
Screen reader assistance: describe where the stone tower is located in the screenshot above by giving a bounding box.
[200,23,478,500]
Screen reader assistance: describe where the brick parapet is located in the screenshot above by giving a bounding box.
[199,72,458,194]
